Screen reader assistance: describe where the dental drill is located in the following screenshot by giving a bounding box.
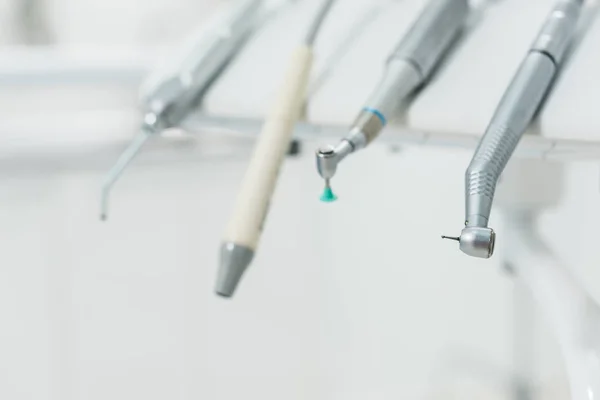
[442,0,584,258]
[216,0,337,298]
[315,0,470,201]
[99,0,264,220]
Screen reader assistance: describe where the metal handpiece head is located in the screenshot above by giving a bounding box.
[316,145,338,180]
[315,140,355,199]
[316,146,339,202]
[316,141,355,203]
[443,227,495,258]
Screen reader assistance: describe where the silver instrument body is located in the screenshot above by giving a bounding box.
[316,0,469,182]
[100,0,264,220]
[456,0,582,258]
[140,0,263,132]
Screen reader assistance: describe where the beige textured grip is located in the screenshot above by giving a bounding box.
[223,46,313,248]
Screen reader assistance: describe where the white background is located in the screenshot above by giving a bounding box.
[0,0,599,399]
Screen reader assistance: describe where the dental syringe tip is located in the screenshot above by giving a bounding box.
[100,213,108,222]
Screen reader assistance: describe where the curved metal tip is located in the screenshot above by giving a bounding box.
[99,128,152,221]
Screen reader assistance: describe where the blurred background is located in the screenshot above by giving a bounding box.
[0,0,599,399]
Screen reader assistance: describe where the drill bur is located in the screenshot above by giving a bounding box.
[441,235,460,242]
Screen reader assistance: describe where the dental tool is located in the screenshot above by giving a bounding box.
[99,0,264,220]
[215,0,337,298]
[443,0,584,258]
[315,0,470,201]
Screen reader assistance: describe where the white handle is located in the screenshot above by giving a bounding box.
[223,45,313,248]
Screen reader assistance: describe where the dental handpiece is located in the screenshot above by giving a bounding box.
[315,0,470,201]
[216,0,337,298]
[100,0,264,220]
[442,0,583,258]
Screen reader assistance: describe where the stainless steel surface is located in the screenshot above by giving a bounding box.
[350,110,385,144]
[360,60,422,121]
[389,0,469,78]
[316,140,353,180]
[314,0,469,190]
[530,0,583,63]
[216,243,255,297]
[140,0,264,127]
[100,0,265,220]
[443,226,495,258]
[457,226,495,259]
[345,128,368,150]
[453,0,582,258]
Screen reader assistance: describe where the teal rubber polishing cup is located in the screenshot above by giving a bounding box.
[320,187,338,202]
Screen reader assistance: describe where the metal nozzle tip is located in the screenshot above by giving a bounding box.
[215,243,254,298]
[316,144,342,182]
[100,214,108,221]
